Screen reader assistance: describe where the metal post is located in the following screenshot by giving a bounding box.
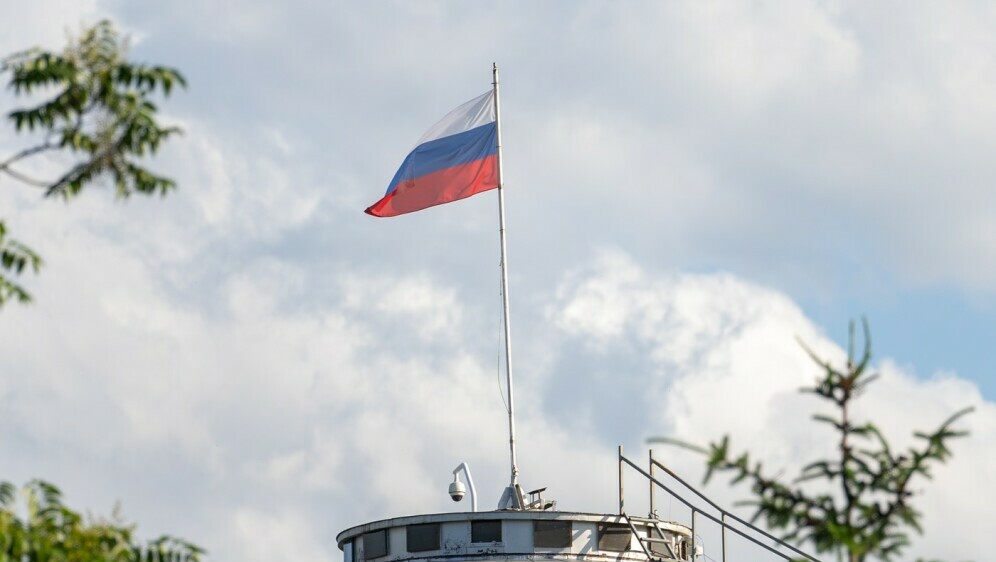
[721,513,727,562]
[691,510,697,560]
[453,463,478,512]
[493,63,518,489]
[618,445,625,514]
[649,449,656,518]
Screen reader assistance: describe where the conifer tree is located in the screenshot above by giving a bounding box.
[657,321,971,562]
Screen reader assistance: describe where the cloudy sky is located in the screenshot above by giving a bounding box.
[1,1,994,561]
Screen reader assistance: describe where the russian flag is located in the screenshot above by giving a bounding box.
[366,91,498,217]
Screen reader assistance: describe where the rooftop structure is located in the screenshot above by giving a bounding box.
[335,448,821,562]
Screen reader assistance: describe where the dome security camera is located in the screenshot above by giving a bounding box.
[448,480,466,502]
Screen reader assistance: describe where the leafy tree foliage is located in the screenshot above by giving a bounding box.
[0,20,185,307]
[0,479,203,561]
[660,321,971,562]
[0,22,194,558]
[0,222,41,305]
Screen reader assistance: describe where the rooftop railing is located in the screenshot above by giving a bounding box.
[617,447,821,562]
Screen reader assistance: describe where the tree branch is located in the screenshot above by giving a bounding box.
[0,141,59,187]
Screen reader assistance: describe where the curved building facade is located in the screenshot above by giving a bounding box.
[337,511,693,562]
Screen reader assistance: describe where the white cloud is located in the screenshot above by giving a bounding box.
[548,250,992,561]
[1,211,991,562]
[166,125,322,240]
[225,259,307,320]
[232,508,328,562]
[0,2,102,55]
[628,2,861,109]
[341,272,464,344]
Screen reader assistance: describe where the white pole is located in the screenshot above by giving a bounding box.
[493,62,519,489]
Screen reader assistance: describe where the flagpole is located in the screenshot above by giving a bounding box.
[493,63,519,493]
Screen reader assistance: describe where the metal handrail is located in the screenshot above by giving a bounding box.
[649,458,818,562]
[618,454,821,562]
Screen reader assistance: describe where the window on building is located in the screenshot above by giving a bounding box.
[363,530,389,560]
[471,520,502,543]
[406,524,440,552]
[597,523,631,552]
[533,520,572,548]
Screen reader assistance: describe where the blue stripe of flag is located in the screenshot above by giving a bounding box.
[385,122,497,196]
